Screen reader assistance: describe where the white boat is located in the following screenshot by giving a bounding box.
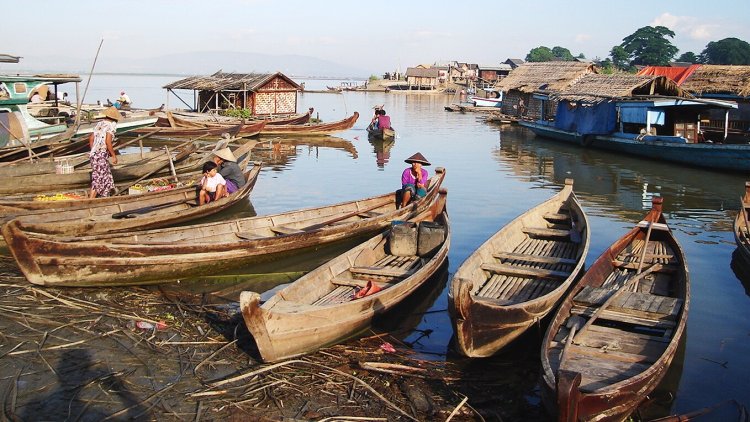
[470,88,503,108]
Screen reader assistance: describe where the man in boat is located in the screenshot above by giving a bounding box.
[398,152,430,208]
[376,109,391,130]
[211,147,246,194]
[115,91,131,109]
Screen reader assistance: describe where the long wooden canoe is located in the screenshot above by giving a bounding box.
[449,179,590,357]
[0,143,201,195]
[540,197,689,422]
[260,112,359,136]
[3,167,446,287]
[5,163,260,236]
[240,189,449,362]
[132,122,244,138]
[734,182,750,263]
[156,110,311,127]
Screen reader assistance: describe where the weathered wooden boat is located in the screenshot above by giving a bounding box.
[734,182,750,263]
[0,142,200,195]
[260,112,359,136]
[449,179,590,357]
[3,167,446,287]
[366,124,395,141]
[131,122,244,138]
[4,163,260,236]
[240,189,449,362]
[156,110,311,127]
[540,197,689,422]
[0,140,258,218]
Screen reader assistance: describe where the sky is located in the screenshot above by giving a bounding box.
[3,0,750,74]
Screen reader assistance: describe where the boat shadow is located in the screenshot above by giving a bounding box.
[730,249,750,298]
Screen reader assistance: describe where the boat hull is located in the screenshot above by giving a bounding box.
[521,120,750,172]
[241,192,449,362]
[449,179,589,357]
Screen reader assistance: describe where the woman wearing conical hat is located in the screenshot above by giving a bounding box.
[211,147,246,194]
[399,152,430,208]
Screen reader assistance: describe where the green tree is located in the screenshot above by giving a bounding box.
[577,53,586,59]
[701,38,750,64]
[551,46,575,61]
[619,26,678,66]
[609,45,630,70]
[676,52,699,63]
[526,46,555,62]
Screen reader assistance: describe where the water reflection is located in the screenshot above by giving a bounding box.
[251,136,358,167]
[731,249,750,298]
[368,137,394,169]
[492,126,744,222]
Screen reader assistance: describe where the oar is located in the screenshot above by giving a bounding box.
[111,197,193,219]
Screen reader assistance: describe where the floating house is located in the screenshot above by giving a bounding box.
[495,62,597,120]
[404,66,440,90]
[163,71,302,115]
[639,64,750,142]
[520,73,746,172]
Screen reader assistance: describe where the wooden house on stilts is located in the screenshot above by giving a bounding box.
[495,62,597,120]
[163,71,302,115]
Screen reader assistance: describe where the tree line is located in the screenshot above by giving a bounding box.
[525,26,750,71]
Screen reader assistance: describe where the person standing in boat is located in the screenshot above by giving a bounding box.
[211,147,245,194]
[398,152,430,208]
[88,107,120,198]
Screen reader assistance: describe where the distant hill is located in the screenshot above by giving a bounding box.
[8,51,371,79]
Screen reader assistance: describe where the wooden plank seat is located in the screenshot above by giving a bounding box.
[636,221,671,231]
[522,227,572,240]
[332,277,391,289]
[493,251,577,266]
[481,262,571,280]
[571,286,682,329]
[543,212,571,223]
[611,260,678,272]
[349,266,416,278]
[270,225,306,235]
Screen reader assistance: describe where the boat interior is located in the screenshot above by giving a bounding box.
[549,228,685,392]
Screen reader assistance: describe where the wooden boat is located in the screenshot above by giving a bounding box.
[260,112,359,136]
[156,110,311,127]
[240,189,449,362]
[0,140,259,219]
[449,179,590,357]
[733,182,750,263]
[3,167,446,287]
[131,122,244,138]
[0,142,200,195]
[4,163,260,236]
[367,124,395,141]
[540,197,689,422]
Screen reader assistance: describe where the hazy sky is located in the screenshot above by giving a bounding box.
[4,0,750,72]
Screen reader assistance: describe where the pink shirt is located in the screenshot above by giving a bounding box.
[402,167,428,186]
[377,115,391,129]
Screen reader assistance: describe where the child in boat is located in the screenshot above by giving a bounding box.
[197,161,227,205]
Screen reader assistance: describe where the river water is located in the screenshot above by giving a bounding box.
[95,74,750,418]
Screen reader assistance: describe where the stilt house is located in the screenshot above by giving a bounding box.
[163,71,302,115]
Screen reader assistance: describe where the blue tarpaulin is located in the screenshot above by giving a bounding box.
[554,101,617,134]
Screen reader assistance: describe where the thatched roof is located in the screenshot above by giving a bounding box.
[163,71,300,91]
[495,62,597,93]
[550,74,692,103]
[681,65,750,97]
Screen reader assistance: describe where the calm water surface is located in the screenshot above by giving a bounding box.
[112,74,750,419]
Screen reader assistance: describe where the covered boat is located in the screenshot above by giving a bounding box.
[449,179,590,357]
[241,189,449,362]
[540,197,689,421]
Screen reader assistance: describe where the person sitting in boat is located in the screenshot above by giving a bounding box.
[197,161,228,205]
[398,152,430,208]
[369,105,383,129]
[376,109,391,130]
[114,91,131,109]
[211,147,245,194]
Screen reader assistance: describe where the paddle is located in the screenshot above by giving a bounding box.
[111,197,193,219]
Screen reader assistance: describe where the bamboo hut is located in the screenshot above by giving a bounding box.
[494,62,597,120]
[163,71,302,115]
